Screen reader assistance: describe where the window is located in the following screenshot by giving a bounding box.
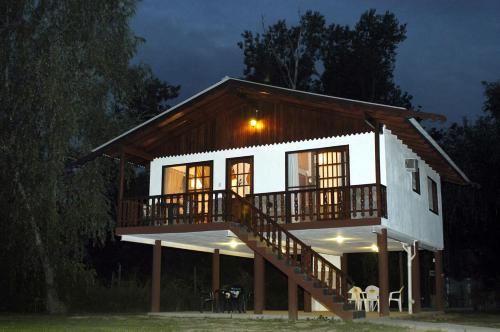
[162,163,212,195]
[163,165,186,194]
[287,147,348,190]
[412,167,420,194]
[428,177,438,214]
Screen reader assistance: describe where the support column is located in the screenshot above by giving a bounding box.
[212,249,220,293]
[341,254,348,297]
[288,277,298,321]
[117,151,126,223]
[399,251,404,288]
[377,229,389,316]
[435,250,444,311]
[151,240,161,312]
[374,120,382,218]
[303,291,312,312]
[412,242,421,313]
[254,252,265,314]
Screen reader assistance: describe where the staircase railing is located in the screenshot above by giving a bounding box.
[228,190,354,300]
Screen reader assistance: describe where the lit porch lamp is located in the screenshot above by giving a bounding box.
[249,109,263,129]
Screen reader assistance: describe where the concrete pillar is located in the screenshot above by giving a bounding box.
[254,252,265,314]
[412,242,421,313]
[288,277,298,321]
[303,291,312,312]
[151,240,161,312]
[377,229,389,316]
[435,250,444,311]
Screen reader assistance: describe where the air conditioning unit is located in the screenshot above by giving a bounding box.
[405,159,418,172]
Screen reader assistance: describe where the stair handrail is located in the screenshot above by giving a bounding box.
[228,190,354,298]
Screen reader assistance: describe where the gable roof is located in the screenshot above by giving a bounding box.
[81,76,469,185]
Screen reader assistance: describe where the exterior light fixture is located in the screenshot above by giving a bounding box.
[229,239,239,249]
[370,244,379,252]
[249,109,263,129]
[334,235,345,244]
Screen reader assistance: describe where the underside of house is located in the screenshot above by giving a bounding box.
[81,77,469,320]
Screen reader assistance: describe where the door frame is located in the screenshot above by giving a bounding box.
[226,156,254,195]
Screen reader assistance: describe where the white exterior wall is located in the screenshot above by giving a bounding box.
[149,133,380,196]
[382,128,444,249]
[148,129,443,249]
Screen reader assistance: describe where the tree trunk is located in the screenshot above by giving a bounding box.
[14,171,66,314]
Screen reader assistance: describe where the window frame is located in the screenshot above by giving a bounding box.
[161,161,214,195]
[412,167,421,194]
[427,176,439,215]
[285,145,350,191]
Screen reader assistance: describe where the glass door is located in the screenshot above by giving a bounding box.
[227,157,253,197]
[187,162,212,223]
[316,149,348,219]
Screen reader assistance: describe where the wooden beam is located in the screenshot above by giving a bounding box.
[123,146,153,162]
[151,240,162,312]
[212,249,220,293]
[288,277,298,321]
[117,150,127,224]
[374,121,382,218]
[254,252,265,314]
[341,254,348,296]
[435,250,444,311]
[303,291,312,313]
[377,229,389,317]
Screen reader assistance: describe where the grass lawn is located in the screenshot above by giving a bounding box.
[400,311,500,329]
[0,314,413,332]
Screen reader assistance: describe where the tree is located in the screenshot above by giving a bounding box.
[117,65,180,125]
[0,0,157,313]
[482,80,500,120]
[430,81,500,297]
[238,9,413,108]
[238,11,325,90]
[320,9,412,107]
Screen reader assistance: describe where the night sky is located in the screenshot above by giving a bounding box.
[132,0,500,124]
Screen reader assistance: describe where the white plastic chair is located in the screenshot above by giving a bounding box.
[364,285,380,312]
[389,286,404,312]
[347,286,365,311]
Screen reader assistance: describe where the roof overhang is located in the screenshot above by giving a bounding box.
[74,77,469,185]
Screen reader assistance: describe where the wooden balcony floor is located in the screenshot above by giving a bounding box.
[119,225,405,257]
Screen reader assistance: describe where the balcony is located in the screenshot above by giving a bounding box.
[118,184,387,228]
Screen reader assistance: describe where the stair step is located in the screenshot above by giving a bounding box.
[352,310,366,319]
[322,288,334,296]
[342,303,355,311]
[313,281,323,288]
[332,294,344,303]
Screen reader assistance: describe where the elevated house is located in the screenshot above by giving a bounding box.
[84,77,469,319]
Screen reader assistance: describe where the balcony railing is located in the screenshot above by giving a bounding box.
[248,184,387,224]
[118,184,387,227]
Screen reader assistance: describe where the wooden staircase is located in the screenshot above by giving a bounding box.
[227,192,365,320]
